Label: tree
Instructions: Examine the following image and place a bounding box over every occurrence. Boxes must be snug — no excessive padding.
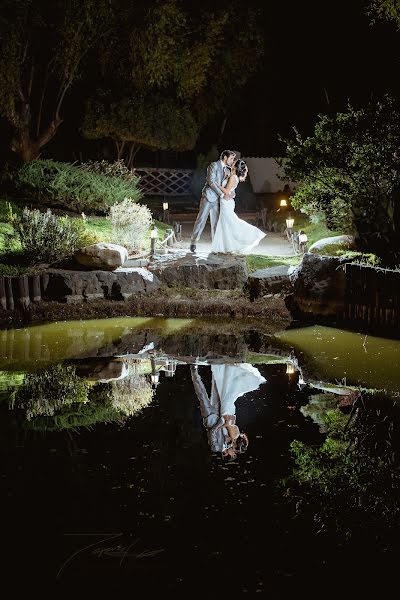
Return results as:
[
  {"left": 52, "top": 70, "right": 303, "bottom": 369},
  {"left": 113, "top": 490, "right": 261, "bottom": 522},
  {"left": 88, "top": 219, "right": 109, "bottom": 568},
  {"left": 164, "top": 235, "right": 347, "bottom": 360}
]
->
[
  {"left": 368, "top": 0, "right": 400, "bottom": 26},
  {"left": 82, "top": 94, "right": 198, "bottom": 169},
  {"left": 82, "top": 0, "right": 264, "bottom": 164},
  {"left": 279, "top": 96, "right": 400, "bottom": 266},
  {"left": 0, "top": 0, "right": 109, "bottom": 163}
]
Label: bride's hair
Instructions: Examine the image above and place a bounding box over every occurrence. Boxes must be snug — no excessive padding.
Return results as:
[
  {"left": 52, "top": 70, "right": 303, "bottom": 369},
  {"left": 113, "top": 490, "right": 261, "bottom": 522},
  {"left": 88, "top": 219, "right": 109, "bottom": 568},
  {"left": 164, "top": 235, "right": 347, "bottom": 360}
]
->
[{"left": 234, "top": 159, "right": 248, "bottom": 182}]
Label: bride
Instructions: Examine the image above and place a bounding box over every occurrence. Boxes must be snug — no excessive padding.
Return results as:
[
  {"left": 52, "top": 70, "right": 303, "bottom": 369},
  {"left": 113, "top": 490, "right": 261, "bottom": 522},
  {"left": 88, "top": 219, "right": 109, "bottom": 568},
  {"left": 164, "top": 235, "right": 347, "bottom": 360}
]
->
[{"left": 211, "top": 159, "right": 266, "bottom": 254}]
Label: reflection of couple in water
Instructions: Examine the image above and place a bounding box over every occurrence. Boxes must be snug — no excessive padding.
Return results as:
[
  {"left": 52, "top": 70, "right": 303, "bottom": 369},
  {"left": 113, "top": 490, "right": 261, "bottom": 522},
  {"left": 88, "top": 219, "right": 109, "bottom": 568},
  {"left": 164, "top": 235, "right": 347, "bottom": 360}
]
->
[{"left": 191, "top": 363, "right": 266, "bottom": 461}]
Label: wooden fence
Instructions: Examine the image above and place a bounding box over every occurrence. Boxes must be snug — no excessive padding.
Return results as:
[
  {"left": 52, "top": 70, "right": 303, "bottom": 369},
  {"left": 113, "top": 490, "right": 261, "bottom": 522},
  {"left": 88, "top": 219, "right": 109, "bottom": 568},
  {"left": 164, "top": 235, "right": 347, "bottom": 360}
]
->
[
  {"left": 341, "top": 262, "right": 400, "bottom": 333},
  {"left": 133, "top": 167, "right": 194, "bottom": 196},
  {"left": 0, "top": 273, "right": 49, "bottom": 311}
]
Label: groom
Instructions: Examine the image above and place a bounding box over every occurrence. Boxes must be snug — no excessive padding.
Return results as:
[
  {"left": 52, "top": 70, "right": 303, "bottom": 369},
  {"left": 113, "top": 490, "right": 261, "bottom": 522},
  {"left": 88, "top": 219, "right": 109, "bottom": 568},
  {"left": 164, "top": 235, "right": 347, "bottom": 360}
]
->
[{"left": 190, "top": 149, "right": 236, "bottom": 253}]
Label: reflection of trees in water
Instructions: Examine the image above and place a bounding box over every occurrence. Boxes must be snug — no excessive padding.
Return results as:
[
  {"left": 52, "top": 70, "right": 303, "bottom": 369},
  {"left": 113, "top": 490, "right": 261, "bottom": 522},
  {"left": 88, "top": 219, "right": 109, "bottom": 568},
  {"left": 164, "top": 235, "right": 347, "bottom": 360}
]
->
[
  {"left": 282, "top": 391, "right": 400, "bottom": 543},
  {"left": 11, "top": 364, "right": 89, "bottom": 421},
  {"left": 109, "top": 361, "right": 154, "bottom": 417},
  {"left": 12, "top": 361, "right": 154, "bottom": 431}
]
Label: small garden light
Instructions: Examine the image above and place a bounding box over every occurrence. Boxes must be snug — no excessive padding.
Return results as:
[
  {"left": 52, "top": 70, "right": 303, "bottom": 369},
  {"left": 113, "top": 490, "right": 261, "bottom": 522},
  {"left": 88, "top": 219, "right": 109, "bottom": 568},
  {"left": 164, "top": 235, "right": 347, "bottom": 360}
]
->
[
  {"left": 286, "top": 217, "right": 294, "bottom": 230},
  {"left": 286, "top": 362, "right": 296, "bottom": 375},
  {"left": 162, "top": 201, "right": 169, "bottom": 223},
  {"left": 279, "top": 198, "right": 287, "bottom": 207},
  {"left": 150, "top": 356, "right": 160, "bottom": 387},
  {"left": 150, "top": 224, "right": 158, "bottom": 258}
]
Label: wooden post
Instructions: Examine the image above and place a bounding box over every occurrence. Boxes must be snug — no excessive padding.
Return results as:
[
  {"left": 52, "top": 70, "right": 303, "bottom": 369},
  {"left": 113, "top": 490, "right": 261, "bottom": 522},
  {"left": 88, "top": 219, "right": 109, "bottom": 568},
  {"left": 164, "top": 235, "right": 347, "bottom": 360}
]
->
[
  {"left": 5, "top": 277, "right": 14, "bottom": 310},
  {"left": 0, "top": 277, "right": 6, "bottom": 310},
  {"left": 14, "top": 275, "right": 30, "bottom": 310},
  {"left": 40, "top": 273, "right": 49, "bottom": 298},
  {"left": 30, "top": 275, "right": 41, "bottom": 303}
]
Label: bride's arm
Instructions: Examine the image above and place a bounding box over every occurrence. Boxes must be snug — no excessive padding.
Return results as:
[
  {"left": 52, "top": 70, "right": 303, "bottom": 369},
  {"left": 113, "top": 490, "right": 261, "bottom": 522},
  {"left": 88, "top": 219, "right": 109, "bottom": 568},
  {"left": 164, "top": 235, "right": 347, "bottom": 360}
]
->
[{"left": 215, "top": 175, "right": 237, "bottom": 196}]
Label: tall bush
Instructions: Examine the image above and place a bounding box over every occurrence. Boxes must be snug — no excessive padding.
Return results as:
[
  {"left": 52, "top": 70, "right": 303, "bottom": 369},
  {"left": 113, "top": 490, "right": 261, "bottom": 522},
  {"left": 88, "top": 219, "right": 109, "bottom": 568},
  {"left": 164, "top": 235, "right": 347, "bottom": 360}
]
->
[
  {"left": 15, "top": 159, "right": 142, "bottom": 214},
  {"left": 109, "top": 198, "right": 153, "bottom": 252},
  {"left": 14, "top": 207, "right": 97, "bottom": 263}
]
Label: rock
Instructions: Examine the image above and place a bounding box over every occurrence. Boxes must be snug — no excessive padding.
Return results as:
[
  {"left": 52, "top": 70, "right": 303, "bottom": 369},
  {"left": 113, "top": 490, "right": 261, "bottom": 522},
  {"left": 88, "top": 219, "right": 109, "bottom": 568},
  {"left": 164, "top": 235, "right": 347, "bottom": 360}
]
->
[
  {"left": 152, "top": 253, "right": 248, "bottom": 289},
  {"left": 74, "top": 360, "right": 129, "bottom": 382},
  {"left": 285, "top": 253, "right": 348, "bottom": 321},
  {"left": 74, "top": 243, "right": 129, "bottom": 271},
  {"left": 308, "top": 235, "right": 356, "bottom": 254},
  {"left": 44, "top": 267, "right": 160, "bottom": 303},
  {"left": 244, "top": 266, "right": 291, "bottom": 301}
]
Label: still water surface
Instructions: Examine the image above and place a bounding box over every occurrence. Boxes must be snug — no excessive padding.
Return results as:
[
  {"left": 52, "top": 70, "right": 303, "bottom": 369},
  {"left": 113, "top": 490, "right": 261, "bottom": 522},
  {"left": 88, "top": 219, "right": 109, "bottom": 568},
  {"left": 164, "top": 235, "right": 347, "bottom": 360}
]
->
[{"left": 1, "top": 318, "right": 400, "bottom": 593}]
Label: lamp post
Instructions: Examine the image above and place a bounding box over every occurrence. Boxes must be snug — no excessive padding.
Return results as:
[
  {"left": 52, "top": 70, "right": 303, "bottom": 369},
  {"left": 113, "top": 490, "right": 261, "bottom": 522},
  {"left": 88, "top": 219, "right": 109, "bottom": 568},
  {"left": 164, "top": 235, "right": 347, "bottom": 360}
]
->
[
  {"left": 150, "top": 223, "right": 158, "bottom": 259},
  {"left": 286, "top": 362, "right": 296, "bottom": 376},
  {"left": 162, "top": 201, "right": 169, "bottom": 223},
  {"left": 163, "top": 358, "right": 177, "bottom": 377},
  {"left": 285, "top": 214, "right": 294, "bottom": 242},
  {"left": 298, "top": 230, "right": 308, "bottom": 254},
  {"left": 150, "top": 355, "right": 160, "bottom": 387}
]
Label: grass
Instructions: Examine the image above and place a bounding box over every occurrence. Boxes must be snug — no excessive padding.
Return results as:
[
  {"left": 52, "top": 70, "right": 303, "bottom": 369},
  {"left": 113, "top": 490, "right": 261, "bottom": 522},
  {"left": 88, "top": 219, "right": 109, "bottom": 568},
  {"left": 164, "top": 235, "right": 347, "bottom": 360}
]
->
[
  {"left": 245, "top": 254, "right": 301, "bottom": 273},
  {"left": 0, "top": 193, "right": 174, "bottom": 274}
]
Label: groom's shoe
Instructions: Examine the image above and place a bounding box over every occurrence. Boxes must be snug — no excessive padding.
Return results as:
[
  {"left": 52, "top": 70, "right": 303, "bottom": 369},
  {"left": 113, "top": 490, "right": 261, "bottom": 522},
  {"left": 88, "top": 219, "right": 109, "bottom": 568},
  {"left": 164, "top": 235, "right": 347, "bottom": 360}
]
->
[{"left": 190, "top": 243, "right": 196, "bottom": 253}]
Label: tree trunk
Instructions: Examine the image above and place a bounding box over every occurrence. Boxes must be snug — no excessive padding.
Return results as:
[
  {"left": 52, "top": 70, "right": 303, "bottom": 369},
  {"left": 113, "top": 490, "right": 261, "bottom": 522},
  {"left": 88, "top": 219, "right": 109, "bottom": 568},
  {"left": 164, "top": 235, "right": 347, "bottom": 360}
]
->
[
  {"left": 12, "top": 128, "right": 40, "bottom": 163},
  {"left": 12, "top": 116, "right": 63, "bottom": 163}
]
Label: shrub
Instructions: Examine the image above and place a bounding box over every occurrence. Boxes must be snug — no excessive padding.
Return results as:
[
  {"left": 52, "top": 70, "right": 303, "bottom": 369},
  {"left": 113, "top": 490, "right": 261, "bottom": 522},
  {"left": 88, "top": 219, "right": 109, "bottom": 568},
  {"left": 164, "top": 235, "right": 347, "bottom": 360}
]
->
[
  {"left": 109, "top": 198, "right": 153, "bottom": 252},
  {"left": 14, "top": 207, "right": 98, "bottom": 264},
  {"left": 14, "top": 159, "right": 142, "bottom": 214},
  {"left": 80, "top": 159, "right": 139, "bottom": 182}
]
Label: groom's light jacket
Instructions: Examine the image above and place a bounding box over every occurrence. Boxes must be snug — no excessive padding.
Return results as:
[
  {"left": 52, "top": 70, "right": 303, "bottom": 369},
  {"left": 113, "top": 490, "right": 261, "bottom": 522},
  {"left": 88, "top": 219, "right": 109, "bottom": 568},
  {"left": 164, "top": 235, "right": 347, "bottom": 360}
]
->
[{"left": 201, "top": 160, "right": 230, "bottom": 203}]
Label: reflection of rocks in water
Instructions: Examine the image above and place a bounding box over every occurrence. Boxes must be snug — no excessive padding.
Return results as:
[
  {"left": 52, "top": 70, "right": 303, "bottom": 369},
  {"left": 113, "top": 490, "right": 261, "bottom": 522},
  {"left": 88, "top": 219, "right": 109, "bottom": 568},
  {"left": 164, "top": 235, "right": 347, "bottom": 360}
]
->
[
  {"left": 74, "top": 331, "right": 250, "bottom": 362},
  {"left": 161, "top": 333, "right": 248, "bottom": 362},
  {"left": 300, "top": 393, "right": 339, "bottom": 433},
  {"left": 74, "top": 359, "right": 129, "bottom": 382}
]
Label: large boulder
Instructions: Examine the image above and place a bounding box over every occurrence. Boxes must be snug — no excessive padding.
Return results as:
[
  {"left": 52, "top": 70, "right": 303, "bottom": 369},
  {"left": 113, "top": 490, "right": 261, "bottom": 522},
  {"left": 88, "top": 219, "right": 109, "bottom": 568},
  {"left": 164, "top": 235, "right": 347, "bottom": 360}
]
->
[
  {"left": 44, "top": 267, "right": 160, "bottom": 303},
  {"left": 74, "top": 243, "right": 129, "bottom": 271},
  {"left": 308, "top": 235, "right": 356, "bottom": 254},
  {"left": 244, "top": 266, "right": 291, "bottom": 301},
  {"left": 152, "top": 253, "right": 248, "bottom": 289},
  {"left": 285, "top": 253, "right": 348, "bottom": 321}
]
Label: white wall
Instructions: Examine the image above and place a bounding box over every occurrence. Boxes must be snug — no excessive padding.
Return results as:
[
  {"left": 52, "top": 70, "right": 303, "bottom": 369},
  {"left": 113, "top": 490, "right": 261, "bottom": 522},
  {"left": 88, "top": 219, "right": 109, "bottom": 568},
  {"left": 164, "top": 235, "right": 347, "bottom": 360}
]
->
[{"left": 241, "top": 157, "right": 298, "bottom": 193}]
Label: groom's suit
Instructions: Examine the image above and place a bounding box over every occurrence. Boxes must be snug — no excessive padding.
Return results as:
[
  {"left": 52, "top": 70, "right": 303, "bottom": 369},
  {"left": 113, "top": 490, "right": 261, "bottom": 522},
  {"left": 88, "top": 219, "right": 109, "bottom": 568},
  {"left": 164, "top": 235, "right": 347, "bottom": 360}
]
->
[{"left": 191, "top": 160, "right": 234, "bottom": 243}]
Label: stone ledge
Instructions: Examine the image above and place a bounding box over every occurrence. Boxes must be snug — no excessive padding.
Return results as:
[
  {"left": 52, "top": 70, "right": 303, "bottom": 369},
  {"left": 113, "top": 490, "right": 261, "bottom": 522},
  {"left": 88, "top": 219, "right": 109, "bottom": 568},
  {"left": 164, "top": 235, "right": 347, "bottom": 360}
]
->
[
  {"left": 44, "top": 267, "right": 160, "bottom": 303},
  {"left": 151, "top": 253, "right": 248, "bottom": 290},
  {"left": 244, "top": 266, "right": 291, "bottom": 301}
]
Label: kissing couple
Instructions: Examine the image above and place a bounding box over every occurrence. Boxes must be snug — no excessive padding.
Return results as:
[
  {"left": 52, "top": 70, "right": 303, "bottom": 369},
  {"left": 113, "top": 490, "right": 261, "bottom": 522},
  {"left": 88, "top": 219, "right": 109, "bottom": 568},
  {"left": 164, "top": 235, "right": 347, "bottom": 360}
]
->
[{"left": 190, "top": 149, "right": 266, "bottom": 255}]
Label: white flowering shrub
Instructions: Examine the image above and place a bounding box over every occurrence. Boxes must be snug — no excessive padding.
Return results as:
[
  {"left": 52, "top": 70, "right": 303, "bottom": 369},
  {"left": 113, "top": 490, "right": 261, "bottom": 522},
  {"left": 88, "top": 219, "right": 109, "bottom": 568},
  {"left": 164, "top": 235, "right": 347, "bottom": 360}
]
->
[{"left": 109, "top": 197, "right": 153, "bottom": 252}]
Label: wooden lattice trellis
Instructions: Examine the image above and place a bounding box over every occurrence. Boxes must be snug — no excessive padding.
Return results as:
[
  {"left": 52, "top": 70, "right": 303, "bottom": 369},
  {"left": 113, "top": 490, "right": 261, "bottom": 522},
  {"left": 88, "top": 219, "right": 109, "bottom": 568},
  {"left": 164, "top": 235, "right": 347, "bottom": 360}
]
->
[{"left": 133, "top": 167, "right": 194, "bottom": 196}]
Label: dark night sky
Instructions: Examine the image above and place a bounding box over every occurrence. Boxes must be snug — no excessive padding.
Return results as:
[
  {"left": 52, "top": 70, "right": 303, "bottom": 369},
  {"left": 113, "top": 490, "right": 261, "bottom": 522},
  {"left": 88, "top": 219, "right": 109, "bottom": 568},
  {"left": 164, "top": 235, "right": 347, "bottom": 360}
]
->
[
  {"left": 219, "top": 0, "right": 400, "bottom": 157},
  {"left": 3, "top": 0, "right": 400, "bottom": 166}
]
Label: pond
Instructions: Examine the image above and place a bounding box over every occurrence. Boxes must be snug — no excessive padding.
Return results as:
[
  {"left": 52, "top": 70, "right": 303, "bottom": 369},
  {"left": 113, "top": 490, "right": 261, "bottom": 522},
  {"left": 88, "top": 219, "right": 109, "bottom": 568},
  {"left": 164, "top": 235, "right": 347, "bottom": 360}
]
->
[{"left": 1, "top": 318, "right": 400, "bottom": 594}]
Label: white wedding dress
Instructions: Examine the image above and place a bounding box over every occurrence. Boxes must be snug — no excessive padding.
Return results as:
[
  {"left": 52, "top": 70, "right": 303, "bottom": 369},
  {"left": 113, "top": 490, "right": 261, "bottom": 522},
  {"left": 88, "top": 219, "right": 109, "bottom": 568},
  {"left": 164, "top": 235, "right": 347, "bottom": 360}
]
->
[
  {"left": 211, "top": 363, "right": 266, "bottom": 416},
  {"left": 211, "top": 175, "right": 266, "bottom": 254}
]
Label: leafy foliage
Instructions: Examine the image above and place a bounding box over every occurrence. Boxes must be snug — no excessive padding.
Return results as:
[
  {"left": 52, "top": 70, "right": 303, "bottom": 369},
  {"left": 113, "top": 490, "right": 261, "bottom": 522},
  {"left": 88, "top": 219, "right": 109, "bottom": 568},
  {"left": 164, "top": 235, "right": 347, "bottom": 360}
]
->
[
  {"left": 15, "top": 159, "right": 142, "bottom": 213},
  {"left": 13, "top": 207, "right": 97, "bottom": 264},
  {"left": 83, "top": 94, "right": 198, "bottom": 154},
  {"left": 0, "top": 0, "right": 111, "bottom": 161},
  {"left": 12, "top": 364, "right": 89, "bottom": 421},
  {"left": 82, "top": 0, "right": 264, "bottom": 162},
  {"left": 368, "top": 0, "right": 400, "bottom": 26},
  {"left": 109, "top": 198, "right": 153, "bottom": 252},
  {"left": 280, "top": 96, "right": 400, "bottom": 265},
  {"left": 284, "top": 392, "right": 400, "bottom": 543}
]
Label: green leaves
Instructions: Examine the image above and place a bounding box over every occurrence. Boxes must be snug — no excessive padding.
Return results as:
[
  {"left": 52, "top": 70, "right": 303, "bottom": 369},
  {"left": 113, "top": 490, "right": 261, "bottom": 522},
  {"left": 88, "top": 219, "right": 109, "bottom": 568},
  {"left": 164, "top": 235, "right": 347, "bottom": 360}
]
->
[
  {"left": 280, "top": 96, "right": 400, "bottom": 265},
  {"left": 83, "top": 93, "right": 199, "bottom": 152}
]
